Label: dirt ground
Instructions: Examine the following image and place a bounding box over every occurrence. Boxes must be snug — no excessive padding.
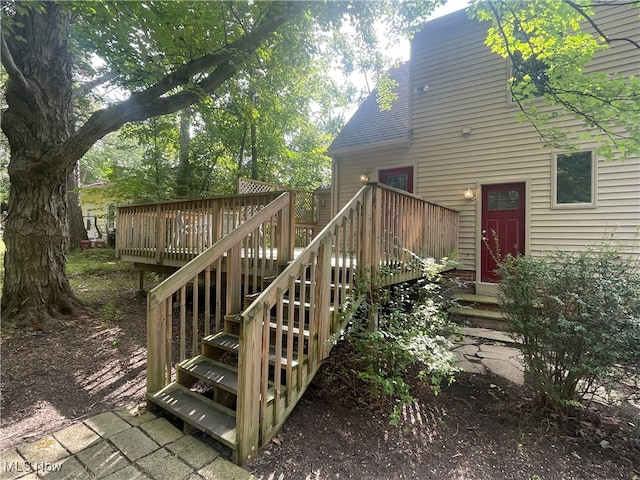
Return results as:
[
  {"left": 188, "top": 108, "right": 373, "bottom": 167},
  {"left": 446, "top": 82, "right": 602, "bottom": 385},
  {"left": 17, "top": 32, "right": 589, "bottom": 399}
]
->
[{"left": 1, "top": 278, "right": 639, "bottom": 480}]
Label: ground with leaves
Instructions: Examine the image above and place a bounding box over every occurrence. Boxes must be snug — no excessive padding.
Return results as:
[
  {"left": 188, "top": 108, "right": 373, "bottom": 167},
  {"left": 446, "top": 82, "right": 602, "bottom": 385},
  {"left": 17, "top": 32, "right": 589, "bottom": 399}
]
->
[{"left": 1, "top": 250, "right": 638, "bottom": 479}]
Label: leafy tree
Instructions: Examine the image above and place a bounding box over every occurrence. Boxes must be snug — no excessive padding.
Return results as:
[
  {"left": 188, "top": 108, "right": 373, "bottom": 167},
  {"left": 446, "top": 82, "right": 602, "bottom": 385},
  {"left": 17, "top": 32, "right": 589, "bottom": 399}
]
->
[
  {"left": 2, "top": 0, "right": 639, "bottom": 329},
  {"left": 0, "top": 0, "right": 440, "bottom": 328},
  {"left": 473, "top": 0, "right": 640, "bottom": 160}
]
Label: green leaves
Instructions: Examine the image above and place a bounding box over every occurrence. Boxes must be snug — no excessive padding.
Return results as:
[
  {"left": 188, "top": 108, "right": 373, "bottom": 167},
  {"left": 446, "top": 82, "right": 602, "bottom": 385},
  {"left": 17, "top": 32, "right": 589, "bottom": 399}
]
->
[
  {"left": 472, "top": 0, "right": 640, "bottom": 160},
  {"left": 497, "top": 240, "right": 640, "bottom": 411}
]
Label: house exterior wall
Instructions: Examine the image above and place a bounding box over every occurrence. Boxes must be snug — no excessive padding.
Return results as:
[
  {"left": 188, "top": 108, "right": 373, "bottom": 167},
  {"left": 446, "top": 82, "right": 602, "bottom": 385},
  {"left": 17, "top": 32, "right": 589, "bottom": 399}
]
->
[
  {"left": 407, "top": 5, "right": 640, "bottom": 271},
  {"left": 331, "top": 141, "right": 412, "bottom": 217},
  {"left": 80, "top": 185, "right": 115, "bottom": 240}
]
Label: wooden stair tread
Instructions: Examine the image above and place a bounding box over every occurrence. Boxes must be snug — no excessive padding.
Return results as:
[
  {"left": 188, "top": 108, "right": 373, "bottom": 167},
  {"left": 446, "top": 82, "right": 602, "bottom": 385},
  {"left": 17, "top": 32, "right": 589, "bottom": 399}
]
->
[
  {"left": 449, "top": 306, "right": 506, "bottom": 320},
  {"left": 147, "top": 384, "right": 237, "bottom": 450},
  {"left": 203, "top": 333, "right": 240, "bottom": 352},
  {"left": 268, "top": 345, "right": 305, "bottom": 368},
  {"left": 268, "top": 321, "right": 310, "bottom": 338},
  {"left": 281, "top": 298, "right": 335, "bottom": 312},
  {"left": 203, "top": 332, "right": 306, "bottom": 368},
  {"left": 178, "top": 356, "right": 238, "bottom": 393}
]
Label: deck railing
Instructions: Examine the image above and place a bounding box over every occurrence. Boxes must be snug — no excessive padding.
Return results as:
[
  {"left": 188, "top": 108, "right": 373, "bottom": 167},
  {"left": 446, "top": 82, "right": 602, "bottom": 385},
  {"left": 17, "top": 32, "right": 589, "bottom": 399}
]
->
[
  {"left": 375, "top": 184, "right": 459, "bottom": 285},
  {"left": 117, "top": 192, "right": 294, "bottom": 266},
  {"left": 146, "top": 192, "right": 293, "bottom": 393},
  {"left": 144, "top": 183, "right": 458, "bottom": 465},
  {"left": 235, "top": 183, "right": 459, "bottom": 463}
]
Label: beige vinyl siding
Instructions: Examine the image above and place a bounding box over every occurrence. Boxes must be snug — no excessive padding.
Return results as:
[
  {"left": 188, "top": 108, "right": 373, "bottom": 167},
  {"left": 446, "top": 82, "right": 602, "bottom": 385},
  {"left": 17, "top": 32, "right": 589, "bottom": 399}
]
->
[
  {"left": 408, "top": 8, "right": 639, "bottom": 269},
  {"left": 333, "top": 144, "right": 412, "bottom": 216}
]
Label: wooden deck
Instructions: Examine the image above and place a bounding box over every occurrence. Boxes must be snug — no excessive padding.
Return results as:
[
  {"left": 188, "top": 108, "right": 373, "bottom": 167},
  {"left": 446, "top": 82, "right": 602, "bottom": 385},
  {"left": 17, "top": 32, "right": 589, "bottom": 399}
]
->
[{"left": 122, "top": 184, "right": 459, "bottom": 465}]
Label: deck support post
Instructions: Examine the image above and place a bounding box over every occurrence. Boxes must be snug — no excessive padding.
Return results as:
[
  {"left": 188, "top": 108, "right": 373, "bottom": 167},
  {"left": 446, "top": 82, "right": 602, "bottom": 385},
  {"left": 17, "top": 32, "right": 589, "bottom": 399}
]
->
[
  {"left": 236, "top": 306, "right": 263, "bottom": 466},
  {"left": 358, "top": 184, "right": 379, "bottom": 331},
  {"left": 138, "top": 269, "right": 145, "bottom": 293}
]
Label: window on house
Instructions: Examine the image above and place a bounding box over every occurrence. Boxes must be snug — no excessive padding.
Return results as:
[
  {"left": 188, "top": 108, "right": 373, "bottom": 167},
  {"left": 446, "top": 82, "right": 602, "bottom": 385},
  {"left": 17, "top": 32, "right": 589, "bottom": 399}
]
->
[{"left": 553, "top": 151, "right": 595, "bottom": 206}]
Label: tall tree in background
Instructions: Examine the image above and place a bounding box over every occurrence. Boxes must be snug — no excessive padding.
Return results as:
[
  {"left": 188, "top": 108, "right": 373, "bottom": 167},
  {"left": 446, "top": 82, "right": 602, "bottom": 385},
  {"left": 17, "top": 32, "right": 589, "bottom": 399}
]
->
[
  {"left": 2, "top": 0, "right": 638, "bottom": 329},
  {"left": 1, "top": 0, "right": 439, "bottom": 328}
]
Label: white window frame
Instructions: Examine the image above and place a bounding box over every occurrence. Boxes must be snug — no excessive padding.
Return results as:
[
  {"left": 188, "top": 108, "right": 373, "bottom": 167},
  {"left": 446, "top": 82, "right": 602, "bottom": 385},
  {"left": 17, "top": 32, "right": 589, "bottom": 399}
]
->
[{"left": 551, "top": 150, "right": 597, "bottom": 209}]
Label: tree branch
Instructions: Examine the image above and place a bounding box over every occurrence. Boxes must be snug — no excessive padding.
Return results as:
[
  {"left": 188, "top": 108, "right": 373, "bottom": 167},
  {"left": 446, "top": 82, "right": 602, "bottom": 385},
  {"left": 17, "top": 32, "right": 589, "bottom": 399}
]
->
[
  {"left": 564, "top": 0, "right": 640, "bottom": 49},
  {"left": 71, "top": 69, "right": 121, "bottom": 100},
  {"left": 61, "top": 1, "right": 303, "bottom": 165},
  {"left": 1, "top": 35, "right": 27, "bottom": 91}
]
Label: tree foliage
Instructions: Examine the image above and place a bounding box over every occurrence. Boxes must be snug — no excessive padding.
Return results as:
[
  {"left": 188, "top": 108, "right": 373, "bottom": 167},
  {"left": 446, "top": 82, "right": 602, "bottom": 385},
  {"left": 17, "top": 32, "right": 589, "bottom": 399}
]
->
[
  {"left": 0, "top": 0, "right": 441, "bottom": 327},
  {"left": 473, "top": 0, "right": 640, "bottom": 160},
  {"left": 2, "top": 0, "right": 639, "bottom": 328}
]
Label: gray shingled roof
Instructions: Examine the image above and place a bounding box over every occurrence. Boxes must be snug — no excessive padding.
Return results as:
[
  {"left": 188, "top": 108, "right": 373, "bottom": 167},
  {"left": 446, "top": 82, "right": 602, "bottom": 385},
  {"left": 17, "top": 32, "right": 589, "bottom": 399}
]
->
[{"left": 327, "top": 62, "right": 410, "bottom": 155}]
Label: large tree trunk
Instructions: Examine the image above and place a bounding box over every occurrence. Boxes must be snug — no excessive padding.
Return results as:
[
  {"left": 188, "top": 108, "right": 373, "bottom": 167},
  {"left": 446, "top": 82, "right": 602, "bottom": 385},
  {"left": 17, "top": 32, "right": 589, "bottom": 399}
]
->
[
  {"left": 2, "top": 157, "right": 83, "bottom": 328},
  {"left": 1, "top": 1, "right": 299, "bottom": 329},
  {"left": 1, "top": 3, "right": 82, "bottom": 328}
]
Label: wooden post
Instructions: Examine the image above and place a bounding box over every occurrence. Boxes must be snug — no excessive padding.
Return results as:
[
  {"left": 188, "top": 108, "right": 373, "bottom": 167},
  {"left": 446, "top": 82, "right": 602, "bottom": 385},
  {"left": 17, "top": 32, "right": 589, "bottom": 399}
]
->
[
  {"left": 357, "top": 185, "right": 379, "bottom": 331},
  {"left": 227, "top": 244, "right": 242, "bottom": 315},
  {"left": 146, "top": 302, "right": 167, "bottom": 394},
  {"left": 155, "top": 204, "right": 163, "bottom": 264},
  {"left": 288, "top": 191, "right": 296, "bottom": 259},
  {"left": 236, "top": 306, "right": 263, "bottom": 466},
  {"left": 277, "top": 192, "right": 293, "bottom": 265},
  {"left": 315, "top": 235, "right": 332, "bottom": 359},
  {"left": 138, "top": 269, "right": 145, "bottom": 294}
]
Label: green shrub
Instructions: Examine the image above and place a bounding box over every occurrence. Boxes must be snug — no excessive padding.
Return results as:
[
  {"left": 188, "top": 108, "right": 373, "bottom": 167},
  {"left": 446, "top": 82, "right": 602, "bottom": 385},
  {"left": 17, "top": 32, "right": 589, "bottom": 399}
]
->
[
  {"left": 497, "top": 244, "right": 640, "bottom": 411},
  {"left": 333, "top": 256, "right": 462, "bottom": 425}
]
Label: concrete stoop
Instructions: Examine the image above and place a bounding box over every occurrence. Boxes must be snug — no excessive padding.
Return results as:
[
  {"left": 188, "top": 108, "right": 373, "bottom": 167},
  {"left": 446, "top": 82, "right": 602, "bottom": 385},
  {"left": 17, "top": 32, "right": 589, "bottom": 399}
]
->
[{"left": 449, "top": 293, "right": 511, "bottom": 331}]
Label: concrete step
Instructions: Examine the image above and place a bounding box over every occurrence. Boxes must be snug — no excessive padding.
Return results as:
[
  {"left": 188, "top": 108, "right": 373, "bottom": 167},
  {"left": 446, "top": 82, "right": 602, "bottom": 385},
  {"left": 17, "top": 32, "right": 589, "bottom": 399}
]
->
[
  {"left": 453, "top": 292, "right": 500, "bottom": 305},
  {"left": 448, "top": 306, "right": 511, "bottom": 331}
]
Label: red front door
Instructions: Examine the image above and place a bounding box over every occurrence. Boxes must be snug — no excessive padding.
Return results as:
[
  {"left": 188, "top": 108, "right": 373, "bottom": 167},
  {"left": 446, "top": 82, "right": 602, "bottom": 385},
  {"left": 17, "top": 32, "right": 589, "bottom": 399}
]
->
[
  {"left": 379, "top": 166, "right": 414, "bottom": 193},
  {"left": 481, "top": 182, "right": 526, "bottom": 282}
]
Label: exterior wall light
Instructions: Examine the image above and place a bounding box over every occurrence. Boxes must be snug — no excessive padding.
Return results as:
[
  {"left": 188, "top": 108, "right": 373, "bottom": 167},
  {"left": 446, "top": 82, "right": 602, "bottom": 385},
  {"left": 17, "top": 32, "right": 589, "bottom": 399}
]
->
[
  {"left": 360, "top": 173, "right": 370, "bottom": 183},
  {"left": 463, "top": 187, "right": 475, "bottom": 202}
]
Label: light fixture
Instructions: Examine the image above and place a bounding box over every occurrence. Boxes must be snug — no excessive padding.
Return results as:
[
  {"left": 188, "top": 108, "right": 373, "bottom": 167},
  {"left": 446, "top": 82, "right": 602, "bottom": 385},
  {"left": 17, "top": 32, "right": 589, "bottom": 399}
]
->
[
  {"left": 360, "top": 173, "right": 370, "bottom": 183},
  {"left": 414, "top": 84, "right": 429, "bottom": 93},
  {"left": 463, "top": 187, "right": 475, "bottom": 202}
]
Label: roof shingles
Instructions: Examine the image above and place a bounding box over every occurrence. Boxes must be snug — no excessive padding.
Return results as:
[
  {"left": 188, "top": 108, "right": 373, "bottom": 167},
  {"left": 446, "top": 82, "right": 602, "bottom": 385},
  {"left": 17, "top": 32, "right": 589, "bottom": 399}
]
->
[{"left": 328, "top": 62, "right": 410, "bottom": 154}]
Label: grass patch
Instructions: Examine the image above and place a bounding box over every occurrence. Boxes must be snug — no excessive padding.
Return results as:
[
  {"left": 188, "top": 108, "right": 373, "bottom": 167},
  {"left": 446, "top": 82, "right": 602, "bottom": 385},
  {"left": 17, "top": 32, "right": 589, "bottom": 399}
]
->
[
  {"left": 68, "top": 249, "right": 138, "bottom": 305},
  {"left": 66, "top": 248, "right": 132, "bottom": 277}
]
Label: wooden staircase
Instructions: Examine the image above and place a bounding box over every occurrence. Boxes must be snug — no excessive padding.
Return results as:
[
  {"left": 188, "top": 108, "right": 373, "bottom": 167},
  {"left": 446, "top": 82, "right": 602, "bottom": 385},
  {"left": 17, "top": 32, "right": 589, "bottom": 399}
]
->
[{"left": 143, "top": 185, "right": 459, "bottom": 465}]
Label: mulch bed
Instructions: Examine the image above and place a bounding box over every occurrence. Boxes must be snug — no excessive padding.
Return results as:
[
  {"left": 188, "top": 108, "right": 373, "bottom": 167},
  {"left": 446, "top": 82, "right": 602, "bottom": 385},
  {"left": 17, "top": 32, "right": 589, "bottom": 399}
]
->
[{"left": 2, "top": 290, "right": 638, "bottom": 479}]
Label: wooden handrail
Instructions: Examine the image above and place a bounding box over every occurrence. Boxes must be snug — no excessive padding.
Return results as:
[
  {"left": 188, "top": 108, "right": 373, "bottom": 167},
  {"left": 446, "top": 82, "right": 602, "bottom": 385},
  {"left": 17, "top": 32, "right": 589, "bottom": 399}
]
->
[
  {"left": 235, "top": 183, "right": 459, "bottom": 463},
  {"left": 146, "top": 192, "right": 292, "bottom": 395},
  {"left": 148, "top": 193, "right": 291, "bottom": 309},
  {"left": 144, "top": 182, "right": 459, "bottom": 465}
]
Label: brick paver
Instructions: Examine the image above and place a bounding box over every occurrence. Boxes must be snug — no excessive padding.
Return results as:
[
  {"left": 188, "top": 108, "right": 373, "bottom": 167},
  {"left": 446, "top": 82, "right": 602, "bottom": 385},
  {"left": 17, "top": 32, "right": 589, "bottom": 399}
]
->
[{"left": 0, "top": 406, "right": 256, "bottom": 480}]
